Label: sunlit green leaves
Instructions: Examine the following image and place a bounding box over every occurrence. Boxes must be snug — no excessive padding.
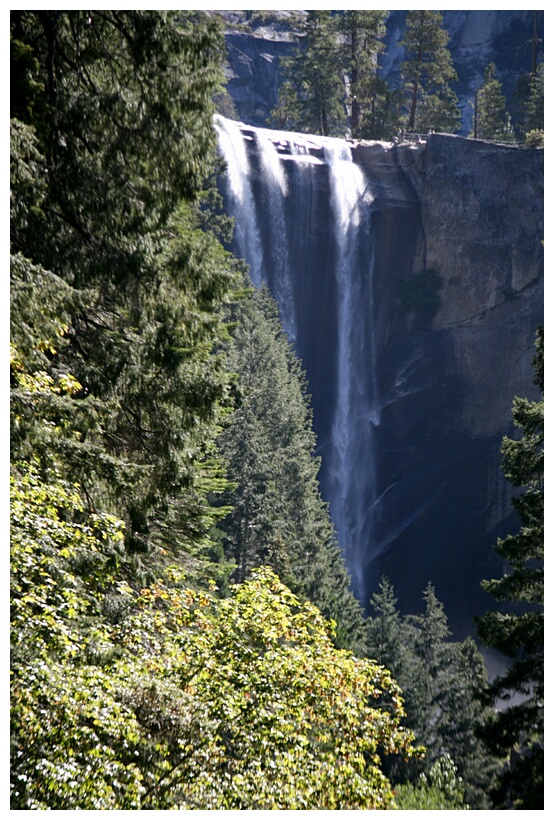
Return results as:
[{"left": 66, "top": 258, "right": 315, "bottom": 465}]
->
[
  {"left": 11, "top": 444, "right": 419, "bottom": 809},
  {"left": 114, "top": 567, "right": 420, "bottom": 809}
]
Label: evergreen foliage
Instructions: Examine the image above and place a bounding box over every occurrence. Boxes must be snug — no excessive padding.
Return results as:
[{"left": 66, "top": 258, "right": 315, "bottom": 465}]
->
[
  {"left": 515, "top": 62, "right": 544, "bottom": 146},
  {"left": 400, "top": 11, "right": 461, "bottom": 133},
  {"left": 394, "top": 754, "right": 468, "bottom": 810},
  {"left": 10, "top": 10, "right": 241, "bottom": 568},
  {"left": 11, "top": 11, "right": 416, "bottom": 807},
  {"left": 271, "top": 10, "right": 464, "bottom": 139},
  {"left": 476, "top": 327, "right": 544, "bottom": 809},
  {"left": 11, "top": 443, "right": 421, "bottom": 808},
  {"left": 214, "top": 289, "right": 366, "bottom": 653},
  {"left": 271, "top": 11, "right": 345, "bottom": 136},
  {"left": 366, "top": 578, "right": 497, "bottom": 808},
  {"left": 475, "top": 63, "right": 515, "bottom": 142},
  {"left": 512, "top": 65, "right": 543, "bottom": 144},
  {"left": 524, "top": 63, "right": 544, "bottom": 135},
  {"left": 12, "top": 8, "right": 533, "bottom": 810},
  {"left": 337, "top": 11, "right": 387, "bottom": 138}
]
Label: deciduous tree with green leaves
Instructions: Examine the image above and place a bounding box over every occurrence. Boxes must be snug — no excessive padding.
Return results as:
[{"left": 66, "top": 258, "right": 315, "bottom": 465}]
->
[{"left": 11, "top": 440, "right": 421, "bottom": 809}]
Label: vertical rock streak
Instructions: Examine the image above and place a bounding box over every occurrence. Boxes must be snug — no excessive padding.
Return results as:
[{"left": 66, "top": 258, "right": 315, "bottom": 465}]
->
[{"left": 216, "top": 116, "right": 379, "bottom": 601}]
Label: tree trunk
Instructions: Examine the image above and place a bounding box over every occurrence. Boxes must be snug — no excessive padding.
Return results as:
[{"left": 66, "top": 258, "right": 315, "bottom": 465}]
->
[{"left": 408, "top": 78, "right": 419, "bottom": 131}]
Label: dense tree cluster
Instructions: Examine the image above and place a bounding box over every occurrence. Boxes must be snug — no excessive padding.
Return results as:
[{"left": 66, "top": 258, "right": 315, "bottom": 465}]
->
[
  {"left": 215, "top": 289, "right": 367, "bottom": 653},
  {"left": 11, "top": 464, "right": 420, "bottom": 809},
  {"left": 272, "top": 10, "right": 460, "bottom": 138},
  {"left": 10, "top": 9, "right": 544, "bottom": 810},
  {"left": 10, "top": 10, "right": 241, "bottom": 571},
  {"left": 10, "top": 10, "right": 415, "bottom": 809},
  {"left": 476, "top": 328, "right": 544, "bottom": 809},
  {"left": 366, "top": 578, "right": 499, "bottom": 808},
  {"left": 268, "top": 10, "right": 542, "bottom": 144}
]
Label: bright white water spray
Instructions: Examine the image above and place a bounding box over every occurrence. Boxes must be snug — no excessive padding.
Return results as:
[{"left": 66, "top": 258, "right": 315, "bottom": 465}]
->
[
  {"left": 214, "top": 115, "right": 264, "bottom": 287},
  {"left": 215, "top": 116, "right": 380, "bottom": 602}
]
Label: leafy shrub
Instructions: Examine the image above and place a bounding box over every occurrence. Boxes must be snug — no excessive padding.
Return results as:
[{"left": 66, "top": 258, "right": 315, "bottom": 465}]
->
[
  {"left": 525, "top": 129, "right": 544, "bottom": 148},
  {"left": 394, "top": 755, "right": 469, "bottom": 810}
]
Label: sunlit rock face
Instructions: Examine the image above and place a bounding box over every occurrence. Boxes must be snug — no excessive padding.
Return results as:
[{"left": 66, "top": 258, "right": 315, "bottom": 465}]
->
[{"left": 216, "top": 117, "right": 543, "bottom": 637}]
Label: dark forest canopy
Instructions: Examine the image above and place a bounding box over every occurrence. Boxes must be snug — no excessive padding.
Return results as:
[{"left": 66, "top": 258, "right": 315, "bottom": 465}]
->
[
  {"left": 10, "top": 9, "right": 543, "bottom": 810},
  {"left": 10, "top": 10, "right": 416, "bottom": 808}
]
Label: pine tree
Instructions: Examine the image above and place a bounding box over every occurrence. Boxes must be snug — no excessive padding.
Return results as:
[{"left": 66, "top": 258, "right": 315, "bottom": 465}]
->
[
  {"left": 338, "top": 11, "right": 387, "bottom": 137},
  {"left": 475, "top": 63, "right": 515, "bottom": 142},
  {"left": 400, "top": 11, "right": 460, "bottom": 134},
  {"left": 476, "top": 327, "right": 544, "bottom": 809},
  {"left": 523, "top": 62, "right": 544, "bottom": 146},
  {"left": 10, "top": 11, "right": 240, "bottom": 564},
  {"left": 272, "top": 11, "right": 345, "bottom": 136},
  {"left": 366, "top": 578, "right": 496, "bottom": 807},
  {"left": 215, "top": 289, "right": 366, "bottom": 653},
  {"left": 356, "top": 80, "right": 405, "bottom": 142}
]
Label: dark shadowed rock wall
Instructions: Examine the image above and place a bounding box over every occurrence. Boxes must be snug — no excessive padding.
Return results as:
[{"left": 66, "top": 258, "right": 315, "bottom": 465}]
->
[
  {"left": 359, "top": 136, "right": 543, "bottom": 636},
  {"left": 217, "top": 121, "right": 543, "bottom": 638}
]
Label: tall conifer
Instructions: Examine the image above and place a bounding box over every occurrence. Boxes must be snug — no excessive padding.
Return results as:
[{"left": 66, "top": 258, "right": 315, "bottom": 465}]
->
[
  {"left": 215, "top": 289, "right": 366, "bottom": 653},
  {"left": 400, "top": 11, "right": 460, "bottom": 133},
  {"left": 476, "top": 328, "right": 544, "bottom": 808},
  {"left": 10, "top": 11, "right": 240, "bottom": 561}
]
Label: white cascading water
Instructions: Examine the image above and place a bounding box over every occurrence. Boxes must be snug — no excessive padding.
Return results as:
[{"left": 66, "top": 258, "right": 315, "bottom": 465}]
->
[
  {"left": 323, "top": 142, "right": 377, "bottom": 601},
  {"left": 254, "top": 129, "right": 297, "bottom": 341},
  {"left": 214, "top": 114, "right": 264, "bottom": 287},
  {"left": 215, "top": 116, "right": 379, "bottom": 602}
]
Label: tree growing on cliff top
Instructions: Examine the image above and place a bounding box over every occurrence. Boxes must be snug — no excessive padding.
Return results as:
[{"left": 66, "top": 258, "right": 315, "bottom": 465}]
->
[
  {"left": 474, "top": 63, "right": 515, "bottom": 142},
  {"left": 400, "top": 11, "right": 460, "bottom": 134},
  {"left": 338, "top": 11, "right": 387, "bottom": 137},
  {"left": 272, "top": 11, "right": 345, "bottom": 136},
  {"left": 476, "top": 326, "right": 544, "bottom": 809}
]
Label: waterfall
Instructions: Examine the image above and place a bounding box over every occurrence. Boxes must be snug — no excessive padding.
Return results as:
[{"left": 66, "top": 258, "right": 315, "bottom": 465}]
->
[
  {"left": 254, "top": 129, "right": 297, "bottom": 341},
  {"left": 215, "top": 116, "right": 378, "bottom": 602},
  {"left": 323, "top": 142, "right": 377, "bottom": 601},
  {"left": 214, "top": 115, "right": 264, "bottom": 287}
]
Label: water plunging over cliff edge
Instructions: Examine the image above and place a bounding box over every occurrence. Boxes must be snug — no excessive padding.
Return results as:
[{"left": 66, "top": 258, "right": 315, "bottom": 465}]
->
[
  {"left": 215, "top": 115, "right": 543, "bottom": 637},
  {"left": 215, "top": 115, "right": 380, "bottom": 602}
]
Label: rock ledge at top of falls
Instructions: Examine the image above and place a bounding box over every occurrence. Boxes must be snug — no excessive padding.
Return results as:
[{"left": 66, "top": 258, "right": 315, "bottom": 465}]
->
[{"left": 348, "top": 132, "right": 543, "bottom": 328}]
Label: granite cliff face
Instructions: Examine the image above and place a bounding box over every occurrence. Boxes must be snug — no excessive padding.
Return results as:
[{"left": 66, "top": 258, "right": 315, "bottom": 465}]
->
[
  {"left": 363, "top": 136, "right": 543, "bottom": 633},
  {"left": 216, "top": 118, "right": 543, "bottom": 637}
]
